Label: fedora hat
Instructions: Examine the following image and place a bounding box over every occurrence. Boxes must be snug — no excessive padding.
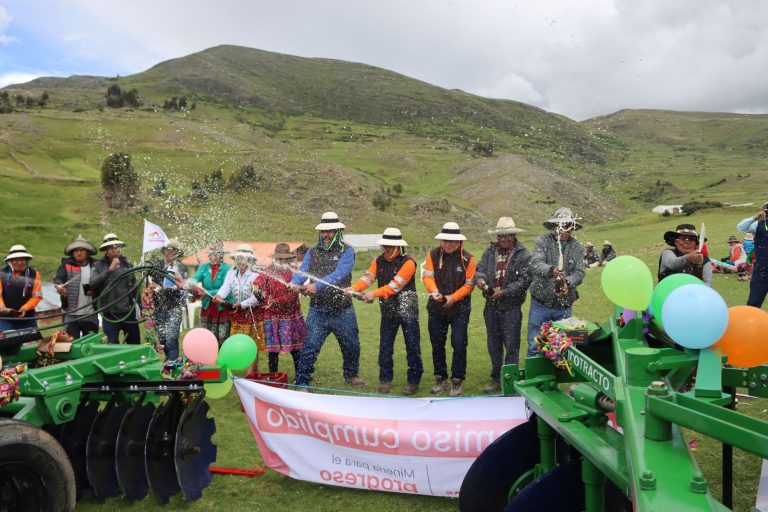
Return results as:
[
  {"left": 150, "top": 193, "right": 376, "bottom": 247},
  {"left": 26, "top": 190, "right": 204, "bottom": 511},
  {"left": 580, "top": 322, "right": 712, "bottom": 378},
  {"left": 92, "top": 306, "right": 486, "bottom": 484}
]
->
[
  {"left": 64, "top": 234, "right": 96, "bottom": 256},
  {"left": 230, "top": 243, "right": 257, "bottom": 261},
  {"left": 663, "top": 224, "right": 699, "bottom": 246},
  {"left": 435, "top": 222, "right": 466, "bottom": 241},
  {"left": 272, "top": 243, "right": 295, "bottom": 260},
  {"left": 161, "top": 239, "right": 184, "bottom": 257},
  {"left": 99, "top": 233, "right": 126, "bottom": 251},
  {"left": 4, "top": 244, "right": 33, "bottom": 262},
  {"left": 377, "top": 227, "right": 408, "bottom": 246},
  {"left": 543, "top": 207, "right": 582, "bottom": 231},
  {"left": 489, "top": 216, "right": 525, "bottom": 235},
  {"left": 727, "top": 235, "right": 740, "bottom": 243},
  {"left": 315, "top": 211, "right": 346, "bottom": 230}
]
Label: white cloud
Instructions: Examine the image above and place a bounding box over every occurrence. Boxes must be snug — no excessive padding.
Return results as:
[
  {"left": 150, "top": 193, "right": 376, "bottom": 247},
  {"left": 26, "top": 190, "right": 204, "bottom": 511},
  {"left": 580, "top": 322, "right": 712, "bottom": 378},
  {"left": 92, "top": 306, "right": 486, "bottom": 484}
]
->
[
  {"left": 0, "top": 5, "right": 18, "bottom": 44},
  {"left": 0, "top": 71, "right": 45, "bottom": 88}
]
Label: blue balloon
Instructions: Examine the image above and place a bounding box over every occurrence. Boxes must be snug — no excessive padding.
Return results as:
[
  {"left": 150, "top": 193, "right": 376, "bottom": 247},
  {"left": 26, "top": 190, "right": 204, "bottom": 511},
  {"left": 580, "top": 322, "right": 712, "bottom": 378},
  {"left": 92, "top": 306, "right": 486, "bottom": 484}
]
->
[{"left": 661, "top": 284, "right": 728, "bottom": 349}]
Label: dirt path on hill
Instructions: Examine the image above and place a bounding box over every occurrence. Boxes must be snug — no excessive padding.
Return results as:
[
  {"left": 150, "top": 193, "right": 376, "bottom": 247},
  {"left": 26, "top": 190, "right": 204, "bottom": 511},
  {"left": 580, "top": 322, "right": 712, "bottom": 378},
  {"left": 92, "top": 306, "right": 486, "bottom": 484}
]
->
[{"left": 5, "top": 150, "right": 96, "bottom": 183}]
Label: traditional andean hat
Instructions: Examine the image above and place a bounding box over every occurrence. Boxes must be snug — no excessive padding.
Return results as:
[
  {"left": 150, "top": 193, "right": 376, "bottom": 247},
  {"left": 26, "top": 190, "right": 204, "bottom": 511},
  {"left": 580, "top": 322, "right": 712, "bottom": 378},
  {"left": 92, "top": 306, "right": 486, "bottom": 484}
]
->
[
  {"left": 488, "top": 216, "right": 525, "bottom": 235},
  {"left": 543, "top": 207, "right": 582, "bottom": 231},
  {"left": 64, "top": 234, "right": 96, "bottom": 256}
]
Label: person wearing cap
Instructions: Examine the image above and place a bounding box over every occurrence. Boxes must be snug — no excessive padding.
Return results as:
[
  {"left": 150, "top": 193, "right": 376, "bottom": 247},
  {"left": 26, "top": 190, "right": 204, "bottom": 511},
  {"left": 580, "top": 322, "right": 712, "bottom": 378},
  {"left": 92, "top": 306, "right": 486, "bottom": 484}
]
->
[
  {"left": 347, "top": 228, "right": 423, "bottom": 395},
  {"left": 191, "top": 242, "right": 233, "bottom": 343},
  {"left": 254, "top": 243, "right": 306, "bottom": 375},
  {"left": 54, "top": 235, "right": 99, "bottom": 339},
  {"left": 584, "top": 242, "right": 599, "bottom": 267},
  {"left": 589, "top": 240, "right": 616, "bottom": 268},
  {"left": 149, "top": 239, "right": 188, "bottom": 360},
  {"left": 213, "top": 243, "right": 264, "bottom": 373},
  {"left": 527, "top": 207, "right": 586, "bottom": 358},
  {"left": 737, "top": 203, "right": 768, "bottom": 306},
  {"left": 422, "top": 222, "right": 477, "bottom": 397},
  {"left": 288, "top": 212, "right": 365, "bottom": 388},
  {"left": 476, "top": 217, "right": 532, "bottom": 394},
  {"left": 0, "top": 244, "right": 43, "bottom": 331},
  {"left": 91, "top": 233, "right": 141, "bottom": 344},
  {"left": 659, "top": 224, "right": 712, "bottom": 287}
]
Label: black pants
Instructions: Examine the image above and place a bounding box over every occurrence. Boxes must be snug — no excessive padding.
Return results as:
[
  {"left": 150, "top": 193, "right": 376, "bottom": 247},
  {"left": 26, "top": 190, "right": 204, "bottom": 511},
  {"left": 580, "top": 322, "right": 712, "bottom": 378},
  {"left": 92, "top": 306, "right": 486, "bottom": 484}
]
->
[
  {"left": 747, "top": 269, "right": 768, "bottom": 308},
  {"left": 64, "top": 316, "right": 99, "bottom": 340},
  {"left": 268, "top": 350, "right": 300, "bottom": 373}
]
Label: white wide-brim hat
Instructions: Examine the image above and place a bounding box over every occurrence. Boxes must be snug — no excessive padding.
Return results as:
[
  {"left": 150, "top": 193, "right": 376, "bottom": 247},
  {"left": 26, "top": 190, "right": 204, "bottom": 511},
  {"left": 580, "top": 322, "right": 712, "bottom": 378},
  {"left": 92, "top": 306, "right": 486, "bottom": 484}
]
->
[
  {"left": 435, "top": 222, "right": 467, "bottom": 241},
  {"left": 230, "top": 243, "right": 257, "bottom": 261},
  {"left": 315, "top": 211, "right": 346, "bottom": 230},
  {"left": 543, "top": 207, "right": 582, "bottom": 231},
  {"left": 161, "top": 239, "right": 184, "bottom": 257},
  {"left": 377, "top": 227, "right": 408, "bottom": 247},
  {"left": 4, "top": 244, "right": 33, "bottom": 262},
  {"left": 99, "top": 233, "right": 126, "bottom": 251},
  {"left": 489, "top": 216, "right": 525, "bottom": 235}
]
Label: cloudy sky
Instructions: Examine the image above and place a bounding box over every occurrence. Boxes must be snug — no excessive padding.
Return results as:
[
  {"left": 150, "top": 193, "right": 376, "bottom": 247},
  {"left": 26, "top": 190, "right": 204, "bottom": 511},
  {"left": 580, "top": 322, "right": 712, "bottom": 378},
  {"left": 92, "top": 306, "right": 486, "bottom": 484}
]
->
[{"left": 1, "top": 0, "right": 767, "bottom": 120}]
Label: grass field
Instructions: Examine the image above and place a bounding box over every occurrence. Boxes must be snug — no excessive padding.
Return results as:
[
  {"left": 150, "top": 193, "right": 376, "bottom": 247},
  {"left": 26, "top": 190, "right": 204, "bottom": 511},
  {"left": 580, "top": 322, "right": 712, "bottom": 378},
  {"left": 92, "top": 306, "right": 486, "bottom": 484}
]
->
[{"left": 68, "top": 206, "right": 768, "bottom": 512}]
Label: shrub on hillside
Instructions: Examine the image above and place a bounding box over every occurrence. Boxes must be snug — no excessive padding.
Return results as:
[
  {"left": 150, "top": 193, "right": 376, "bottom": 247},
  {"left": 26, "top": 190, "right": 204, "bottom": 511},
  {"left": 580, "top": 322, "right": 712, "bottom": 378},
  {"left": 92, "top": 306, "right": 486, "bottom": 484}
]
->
[
  {"left": 681, "top": 201, "right": 723, "bottom": 216},
  {"left": 101, "top": 152, "right": 140, "bottom": 208}
]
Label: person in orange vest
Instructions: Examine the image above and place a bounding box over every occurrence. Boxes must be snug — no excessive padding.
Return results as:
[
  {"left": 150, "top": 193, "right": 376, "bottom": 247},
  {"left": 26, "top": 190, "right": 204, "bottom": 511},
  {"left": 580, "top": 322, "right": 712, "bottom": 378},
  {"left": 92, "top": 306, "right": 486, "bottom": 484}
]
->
[
  {"left": 422, "top": 222, "right": 476, "bottom": 397},
  {"left": 0, "top": 244, "right": 43, "bottom": 331},
  {"left": 347, "top": 228, "right": 423, "bottom": 395}
]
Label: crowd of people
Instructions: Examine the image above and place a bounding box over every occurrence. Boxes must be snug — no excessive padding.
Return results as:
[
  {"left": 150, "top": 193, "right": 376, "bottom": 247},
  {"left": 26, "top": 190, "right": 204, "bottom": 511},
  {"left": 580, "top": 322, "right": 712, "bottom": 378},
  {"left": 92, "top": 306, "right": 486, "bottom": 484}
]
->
[{"left": 1, "top": 203, "right": 766, "bottom": 396}]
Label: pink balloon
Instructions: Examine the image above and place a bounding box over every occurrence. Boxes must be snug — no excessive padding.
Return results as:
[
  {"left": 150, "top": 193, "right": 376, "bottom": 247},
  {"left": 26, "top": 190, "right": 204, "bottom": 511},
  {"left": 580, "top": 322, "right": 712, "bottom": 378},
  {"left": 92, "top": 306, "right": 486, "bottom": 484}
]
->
[{"left": 182, "top": 328, "right": 219, "bottom": 364}]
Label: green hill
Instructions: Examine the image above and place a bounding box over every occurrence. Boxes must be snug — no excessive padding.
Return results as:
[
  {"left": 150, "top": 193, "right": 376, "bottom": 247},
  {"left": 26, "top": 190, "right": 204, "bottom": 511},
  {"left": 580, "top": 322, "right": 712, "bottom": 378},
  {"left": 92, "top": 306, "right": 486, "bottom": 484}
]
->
[{"left": 1, "top": 45, "right": 767, "bottom": 274}]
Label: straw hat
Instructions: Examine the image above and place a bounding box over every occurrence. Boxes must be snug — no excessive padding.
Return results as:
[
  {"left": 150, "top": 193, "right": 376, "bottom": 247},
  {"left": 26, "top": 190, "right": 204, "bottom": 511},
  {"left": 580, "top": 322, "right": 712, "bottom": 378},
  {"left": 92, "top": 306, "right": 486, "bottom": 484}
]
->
[
  {"left": 488, "top": 217, "right": 524, "bottom": 235},
  {"left": 99, "top": 233, "right": 126, "bottom": 251},
  {"left": 272, "top": 243, "right": 295, "bottom": 260},
  {"left": 603, "top": 240, "right": 612, "bottom": 246},
  {"left": 727, "top": 235, "right": 739, "bottom": 243},
  {"left": 435, "top": 222, "right": 467, "bottom": 241},
  {"left": 586, "top": 242, "right": 594, "bottom": 248},
  {"left": 315, "top": 211, "right": 346, "bottom": 230},
  {"left": 64, "top": 234, "right": 96, "bottom": 256},
  {"left": 543, "top": 207, "right": 582, "bottom": 231},
  {"left": 4, "top": 244, "right": 33, "bottom": 262},
  {"left": 230, "top": 243, "right": 257, "bottom": 261},
  {"left": 161, "top": 239, "right": 184, "bottom": 257},
  {"left": 377, "top": 227, "right": 408, "bottom": 246}
]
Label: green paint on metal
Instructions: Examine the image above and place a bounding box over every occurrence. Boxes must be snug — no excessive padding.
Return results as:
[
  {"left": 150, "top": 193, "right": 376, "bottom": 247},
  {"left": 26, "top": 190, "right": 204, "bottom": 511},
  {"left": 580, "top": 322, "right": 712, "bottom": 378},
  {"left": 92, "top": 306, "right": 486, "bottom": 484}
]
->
[{"left": 566, "top": 346, "right": 615, "bottom": 399}]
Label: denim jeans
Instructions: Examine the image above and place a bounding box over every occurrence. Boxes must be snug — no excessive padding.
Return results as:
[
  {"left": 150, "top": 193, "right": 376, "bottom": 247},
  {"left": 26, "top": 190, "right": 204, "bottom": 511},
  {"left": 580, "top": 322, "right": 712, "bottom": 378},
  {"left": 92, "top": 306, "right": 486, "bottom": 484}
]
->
[
  {"left": 295, "top": 306, "right": 361, "bottom": 386},
  {"left": 379, "top": 315, "right": 423, "bottom": 384},
  {"left": 747, "top": 269, "right": 768, "bottom": 308},
  {"left": 0, "top": 318, "right": 37, "bottom": 331},
  {"left": 428, "top": 312, "right": 470, "bottom": 381},
  {"left": 102, "top": 313, "right": 141, "bottom": 344},
  {"left": 526, "top": 299, "right": 572, "bottom": 357},
  {"left": 154, "top": 306, "right": 184, "bottom": 360},
  {"left": 483, "top": 304, "right": 523, "bottom": 381}
]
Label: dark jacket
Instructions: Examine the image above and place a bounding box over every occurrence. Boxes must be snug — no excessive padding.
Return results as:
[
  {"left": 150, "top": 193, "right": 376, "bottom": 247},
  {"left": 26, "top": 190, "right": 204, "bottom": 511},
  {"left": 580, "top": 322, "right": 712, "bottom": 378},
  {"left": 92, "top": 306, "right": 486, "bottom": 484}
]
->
[
  {"left": 54, "top": 256, "right": 97, "bottom": 321},
  {"left": 476, "top": 241, "right": 532, "bottom": 309},
  {"left": 529, "top": 234, "right": 585, "bottom": 308},
  {"left": 150, "top": 258, "right": 188, "bottom": 311},
  {"left": 91, "top": 255, "right": 137, "bottom": 321}
]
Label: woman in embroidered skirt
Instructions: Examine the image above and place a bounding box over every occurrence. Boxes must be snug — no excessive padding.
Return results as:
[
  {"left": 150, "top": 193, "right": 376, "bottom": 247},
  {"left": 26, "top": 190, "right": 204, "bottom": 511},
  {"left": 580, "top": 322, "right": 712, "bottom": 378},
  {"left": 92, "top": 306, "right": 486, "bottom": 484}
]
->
[{"left": 254, "top": 243, "right": 306, "bottom": 375}]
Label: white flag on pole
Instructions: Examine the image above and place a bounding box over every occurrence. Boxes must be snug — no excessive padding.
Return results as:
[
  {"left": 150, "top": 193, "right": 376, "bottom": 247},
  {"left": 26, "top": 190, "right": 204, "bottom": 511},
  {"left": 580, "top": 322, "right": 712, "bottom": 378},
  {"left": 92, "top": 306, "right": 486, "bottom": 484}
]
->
[{"left": 142, "top": 219, "right": 169, "bottom": 255}]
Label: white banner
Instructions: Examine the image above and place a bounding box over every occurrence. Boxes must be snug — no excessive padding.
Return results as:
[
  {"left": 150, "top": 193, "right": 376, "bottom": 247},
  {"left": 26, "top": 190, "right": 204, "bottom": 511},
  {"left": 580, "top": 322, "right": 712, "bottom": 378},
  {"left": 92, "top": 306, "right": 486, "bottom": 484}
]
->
[
  {"left": 142, "top": 219, "right": 169, "bottom": 255},
  {"left": 234, "top": 379, "right": 528, "bottom": 497}
]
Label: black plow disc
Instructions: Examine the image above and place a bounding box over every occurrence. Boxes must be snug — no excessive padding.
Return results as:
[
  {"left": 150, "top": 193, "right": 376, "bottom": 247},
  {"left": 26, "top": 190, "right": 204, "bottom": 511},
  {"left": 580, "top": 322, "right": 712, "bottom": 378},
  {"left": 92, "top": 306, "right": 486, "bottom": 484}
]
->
[
  {"left": 459, "top": 417, "right": 539, "bottom": 512},
  {"left": 145, "top": 392, "right": 184, "bottom": 504},
  {"left": 86, "top": 399, "right": 130, "bottom": 499},
  {"left": 116, "top": 400, "right": 155, "bottom": 500},
  {"left": 174, "top": 394, "right": 217, "bottom": 500},
  {"left": 58, "top": 400, "right": 100, "bottom": 500}
]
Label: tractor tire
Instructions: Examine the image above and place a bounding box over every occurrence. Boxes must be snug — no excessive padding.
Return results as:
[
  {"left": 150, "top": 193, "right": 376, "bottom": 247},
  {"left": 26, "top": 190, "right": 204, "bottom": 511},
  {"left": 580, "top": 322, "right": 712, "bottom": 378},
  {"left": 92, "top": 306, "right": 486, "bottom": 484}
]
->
[{"left": 0, "top": 418, "right": 76, "bottom": 512}]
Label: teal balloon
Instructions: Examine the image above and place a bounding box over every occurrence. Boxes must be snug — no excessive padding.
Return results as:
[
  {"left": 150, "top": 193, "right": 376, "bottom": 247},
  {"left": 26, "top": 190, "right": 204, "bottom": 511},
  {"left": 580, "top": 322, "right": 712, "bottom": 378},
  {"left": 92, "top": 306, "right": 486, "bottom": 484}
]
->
[
  {"left": 600, "top": 255, "right": 653, "bottom": 311},
  {"left": 217, "top": 333, "right": 257, "bottom": 371},
  {"left": 650, "top": 273, "right": 703, "bottom": 327},
  {"left": 661, "top": 284, "right": 728, "bottom": 349},
  {"left": 205, "top": 369, "right": 233, "bottom": 399}
]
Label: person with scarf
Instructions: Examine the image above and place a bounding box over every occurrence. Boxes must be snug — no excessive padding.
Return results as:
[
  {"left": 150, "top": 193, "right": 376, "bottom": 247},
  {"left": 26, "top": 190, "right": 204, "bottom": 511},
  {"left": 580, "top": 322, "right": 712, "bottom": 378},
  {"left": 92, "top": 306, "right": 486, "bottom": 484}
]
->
[
  {"left": 54, "top": 235, "right": 99, "bottom": 339},
  {"left": 288, "top": 212, "right": 365, "bottom": 389},
  {"left": 738, "top": 204, "right": 768, "bottom": 306},
  {"left": 213, "top": 243, "right": 263, "bottom": 374},
  {"left": 527, "top": 207, "right": 586, "bottom": 357},
  {"left": 422, "top": 222, "right": 477, "bottom": 397},
  {"left": 0, "top": 244, "right": 42, "bottom": 331},
  {"left": 254, "top": 243, "right": 306, "bottom": 375},
  {"left": 476, "top": 217, "right": 531, "bottom": 393},
  {"left": 348, "top": 228, "right": 423, "bottom": 395},
  {"left": 192, "top": 242, "right": 232, "bottom": 344},
  {"left": 659, "top": 224, "right": 712, "bottom": 287}
]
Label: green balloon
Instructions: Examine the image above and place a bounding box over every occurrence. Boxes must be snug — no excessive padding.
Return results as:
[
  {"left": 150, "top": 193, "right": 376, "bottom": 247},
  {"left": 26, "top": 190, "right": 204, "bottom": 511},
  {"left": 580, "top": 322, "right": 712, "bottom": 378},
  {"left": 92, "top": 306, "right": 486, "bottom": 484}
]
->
[
  {"left": 650, "top": 273, "right": 704, "bottom": 327},
  {"left": 600, "top": 255, "right": 653, "bottom": 311},
  {"left": 217, "top": 333, "right": 258, "bottom": 371},
  {"left": 205, "top": 369, "right": 233, "bottom": 399}
]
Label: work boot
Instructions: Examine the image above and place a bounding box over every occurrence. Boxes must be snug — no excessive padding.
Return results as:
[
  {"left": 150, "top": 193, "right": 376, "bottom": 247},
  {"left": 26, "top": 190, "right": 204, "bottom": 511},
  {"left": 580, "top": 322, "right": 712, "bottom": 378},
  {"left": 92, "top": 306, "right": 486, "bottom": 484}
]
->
[
  {"left": 431, "top": 376, "right": 448, "bottom": 395},
  {"left": 449, "top": 378, "right": 463, "bottom": 397},
  {"left": 483, "top": 380, "right": 502, "bottom": 394},
  {"left": 345, "top": 376, "right": 366, "bottom": 388},
  {"left": 402, "top": 383, "right": 419, "bottom": 396},
  {"left": 378, "top": 381, "right": 392, "bottom": 394}
]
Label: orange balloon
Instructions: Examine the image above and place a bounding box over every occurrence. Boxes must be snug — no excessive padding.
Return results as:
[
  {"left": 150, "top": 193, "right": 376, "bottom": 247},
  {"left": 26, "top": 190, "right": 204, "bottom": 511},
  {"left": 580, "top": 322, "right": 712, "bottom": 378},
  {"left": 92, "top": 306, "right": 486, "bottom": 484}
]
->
[{"left": 713, "top": 306, "right": 768, "bottom": 368}]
